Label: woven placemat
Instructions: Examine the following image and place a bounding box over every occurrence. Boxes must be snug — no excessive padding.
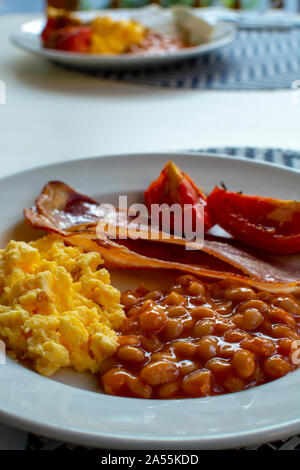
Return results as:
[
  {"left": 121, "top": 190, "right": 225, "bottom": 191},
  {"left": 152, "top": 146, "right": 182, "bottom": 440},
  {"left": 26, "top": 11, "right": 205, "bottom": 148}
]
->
[
  {"left": 24, "top": 146, "right": 300, "bottom": 451},
  {"left": 62, "top": 29, "right": 300, "bottom": 90}
]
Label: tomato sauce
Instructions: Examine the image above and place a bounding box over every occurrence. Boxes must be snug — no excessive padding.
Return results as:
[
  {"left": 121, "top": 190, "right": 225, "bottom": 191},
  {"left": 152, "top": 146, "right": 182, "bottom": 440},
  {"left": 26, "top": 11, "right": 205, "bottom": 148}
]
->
[{"left": 100, "top": 275, "right": 300, "bottom": 399}]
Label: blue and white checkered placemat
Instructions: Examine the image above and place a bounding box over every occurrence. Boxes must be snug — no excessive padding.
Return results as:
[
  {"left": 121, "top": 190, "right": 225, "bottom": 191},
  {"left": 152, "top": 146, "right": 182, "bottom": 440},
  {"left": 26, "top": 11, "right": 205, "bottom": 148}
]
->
[
  {"left": 80, "top": 29, "right": 300, "bottom": 90},
  {"left": 189, "top": 146, "right": 300, "bottom": 168},
  {"left": 21, "top": 146, "right": 300, "bottom": 451}
]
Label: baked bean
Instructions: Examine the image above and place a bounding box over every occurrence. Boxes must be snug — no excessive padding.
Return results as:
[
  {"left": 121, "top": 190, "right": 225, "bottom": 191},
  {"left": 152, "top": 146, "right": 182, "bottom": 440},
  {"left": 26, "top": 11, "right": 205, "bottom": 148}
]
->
[
  {"left": 270, "top": 324, "right": 299, "bottom": 340},
  {"left": 225, "top": 286, "right": 256, "bottom": 303},
  {"left": 127, "top": 306, "right": 142, "bottom": 318},
  {"left": 257, "top": 292, "right": 273, "bottom": 303},
  {"left": 126, "top": 375, "right": 152, "bottom": 398},
  {"left": 189, "top": 296, "right": 206, "bottom": 307},
  {"left": 164, "top": 318, "right": 184, "bottom": 340},
  {"left": 140, "top": 300, "right": 155, "bottom": 312},
  {"left": 181, "top": 317, "right": 194, "bottom": 331},
  {"left": 101, "top": 278, "right": 300, "bottom": 399},
  {"left": 176, "top": 275, "right": 196, "bottom": 288},
  {"left": 102, "top": 368, "right": 128, "bottom": 395},
  {"left": 157, "top": 381, "right": 180, "bottom": 399},
  {"left": 193, "top": 319, "right": 215, "bottom": 337},
  {"left": 117, "top": 345, "right": 144, "bottom": 363},
  {"left": 100, "top": 357, "right": 118, "bottom": 375},
  {"left": 164, "top": 291, "right": 185, "bottom": 306},
  {"left": 139, "top": 306, "right": 166, "bottom": 333},
  {"left": 206, "top": 358, "right": 232, "bottom": 382},
  {"left": 243, "top": 308, "right": 264, "bottom": 330},
  {"left": 218, "top": 342, "right": 235, "bottom": 358},
  {"left": 277, "top": 338, "right": 294, "bottom": 356},
  {"left": 232, "top": 308, "right": 263, "bottom": 331},
  {"left": 216, "top": 301, "right": 233, "bottom": 315},
  {"left": 167, "top": 305, "right": 187, "bottom": 318},
  {"left": 261, "top": 318, "right": 272, "bottom": 332},
  {"left": 264, "top": 355, "right": 291, "bottom": 378},
  {"left": 186, "top": 281, "right": 205, "bottom": 297},
  {"left": 231, "top": 349, "right": 255, "bottom": 378},
  {"left": 144, "top": 290, "right": 162, "bottom": 301},
  {"left": 215, "top": 319, "right": 235, "bottom": 335},
  {"left": 136, "top": 286, "right": 150, "bottom": 296},
  {"left": 121, "top": 292, "right": 138, "bottom": 309},
  {"left": 197, "top": 336, "right": 218, "bottom": 361},
  {"left": 151, "top": 351, "right": 174, "bottom": 362},
  {"left": 170, "top": 284, "right": 184, "bottom": 294},
  {"left": 241, "top": 337, "right": 276, "bottom": 357},
  {"left": 140, "top": 361, "right": 179, "bottom": 386},
  {"left": 272, "top": 296, "right": 300, "bottom": 315},
  {"left": 209, "top": 284, "right": 225, "bottom": 299},
  {"left": 181, "top": 370, "right": 213, "bottom": 397},
  {"left": 268, "top": 308, "right": 297, "bottom": 329},
  {"left": 237, "top": 299, "right": 269, "bottom": 314},
  {"left": 117, "top": 335, "right": 140, "bottom": 346},
  {"left": 178, "top": 360, "right": 198, "bottom": 375},
  {"left": 140, "top": 334, "right": 161, "bottom": 352},
  {"left": 252, "top": 364, "right": 265, "bottom": 382},
  {"left": 223, "top": 374, "right": 244, "bottom": 392}
]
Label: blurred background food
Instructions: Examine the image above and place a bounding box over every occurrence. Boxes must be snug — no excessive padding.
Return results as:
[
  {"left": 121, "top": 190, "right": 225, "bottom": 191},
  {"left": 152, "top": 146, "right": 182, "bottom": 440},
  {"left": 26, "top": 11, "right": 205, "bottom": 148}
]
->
[
  {"left": 1, "top": 0, "right": 298, "bottom": 17},
  {"left": 45, "top": 0, "right": 295, "bottom": 13}
]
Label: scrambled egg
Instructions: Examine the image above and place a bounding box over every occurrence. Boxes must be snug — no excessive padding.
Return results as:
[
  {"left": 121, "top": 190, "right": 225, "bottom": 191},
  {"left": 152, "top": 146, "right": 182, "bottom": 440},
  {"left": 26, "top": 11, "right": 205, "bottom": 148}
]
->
[
  {"left": 0, "top": 235, "right": 125, "bottom": 376},
  {"left": 90, "top": 16, "right": 146, "bottom": 54}
]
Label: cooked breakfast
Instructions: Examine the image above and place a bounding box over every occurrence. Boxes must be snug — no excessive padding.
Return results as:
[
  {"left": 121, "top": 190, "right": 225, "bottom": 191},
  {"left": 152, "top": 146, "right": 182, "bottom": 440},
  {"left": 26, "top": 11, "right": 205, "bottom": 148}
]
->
[
  {"left": 0, "top": 159, "right": 299, "bottom": 399},
  {"left": 101, "top": 276, "right": 300, "bottom": 399}
]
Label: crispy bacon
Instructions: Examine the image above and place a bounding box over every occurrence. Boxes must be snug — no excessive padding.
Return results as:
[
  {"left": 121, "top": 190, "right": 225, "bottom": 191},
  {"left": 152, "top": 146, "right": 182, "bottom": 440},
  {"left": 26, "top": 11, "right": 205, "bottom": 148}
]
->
[{"left": 24, "top": 181, "right": 300, "bottom": 293}]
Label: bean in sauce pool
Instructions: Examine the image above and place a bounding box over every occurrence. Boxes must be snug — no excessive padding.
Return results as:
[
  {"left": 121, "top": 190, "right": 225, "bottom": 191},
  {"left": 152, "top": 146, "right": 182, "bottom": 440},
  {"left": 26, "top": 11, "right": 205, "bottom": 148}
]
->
[{"left": 100, "top": 275, "right": 300, "bottom": 399}]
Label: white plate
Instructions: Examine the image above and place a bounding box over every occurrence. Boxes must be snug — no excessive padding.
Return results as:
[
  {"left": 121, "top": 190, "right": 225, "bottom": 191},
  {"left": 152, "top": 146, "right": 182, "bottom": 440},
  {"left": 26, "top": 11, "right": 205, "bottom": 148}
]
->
[
  {"left": 0, "top": 152, "right": 300, "bottom": 450},
  {"left": 11, "top": 9, "right": 236, "bottom": 69}
]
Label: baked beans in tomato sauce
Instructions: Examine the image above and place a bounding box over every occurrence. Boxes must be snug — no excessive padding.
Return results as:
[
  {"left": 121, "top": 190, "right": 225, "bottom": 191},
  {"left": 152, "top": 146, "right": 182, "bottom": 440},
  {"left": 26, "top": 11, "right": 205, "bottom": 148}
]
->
[{"left": 100, "top": 275, "right": 300, "bottom": 399}]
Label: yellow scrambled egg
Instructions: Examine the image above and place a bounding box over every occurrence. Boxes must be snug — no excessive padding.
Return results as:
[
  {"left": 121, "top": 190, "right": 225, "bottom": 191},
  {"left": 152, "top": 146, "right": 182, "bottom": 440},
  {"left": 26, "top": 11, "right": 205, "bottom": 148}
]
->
[
  {"left": 90, "top": 16, "right": 146, "bottom": 54},
  {"left": 0, "top": 235, "right": 125, "bottom": 376}
]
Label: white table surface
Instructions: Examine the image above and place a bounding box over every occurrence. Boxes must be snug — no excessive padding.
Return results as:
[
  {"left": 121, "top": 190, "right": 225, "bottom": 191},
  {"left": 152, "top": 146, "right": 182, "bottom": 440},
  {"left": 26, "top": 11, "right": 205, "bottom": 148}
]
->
[{"left": 0, "top": 13, "right": 300, "bottom": 450}]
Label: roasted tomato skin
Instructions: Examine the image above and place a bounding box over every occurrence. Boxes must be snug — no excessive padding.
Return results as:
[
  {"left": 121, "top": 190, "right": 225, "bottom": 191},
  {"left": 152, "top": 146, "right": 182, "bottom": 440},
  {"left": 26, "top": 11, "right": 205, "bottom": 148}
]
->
[
  {"left": 41, "top": 14, "right": 81, "bottom": 44},
  {"left": 207, "top": 187, "right": 300, "bottom": 254},
  {"left": 144, "top": 161, "right": 211, "bottom": 233},
  {"left": 48, "top": 26, "right": 92, "bottom": 52}
]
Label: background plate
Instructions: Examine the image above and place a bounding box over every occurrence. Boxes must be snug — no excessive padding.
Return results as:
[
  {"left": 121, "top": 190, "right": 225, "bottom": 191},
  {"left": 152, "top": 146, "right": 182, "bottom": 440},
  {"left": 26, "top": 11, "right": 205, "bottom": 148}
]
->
[
  {"left": 0, "top": 152, "right": 300, "bottom": 449},
  {"left": 11, "top": 10, "right": 236, "bottom": 69}
]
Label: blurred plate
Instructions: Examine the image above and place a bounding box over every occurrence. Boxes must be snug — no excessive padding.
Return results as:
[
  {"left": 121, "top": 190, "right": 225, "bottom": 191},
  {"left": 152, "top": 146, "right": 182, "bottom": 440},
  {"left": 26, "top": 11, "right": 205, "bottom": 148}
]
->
[
  {"left": 0, "top": 152, "right": 300, "bottom": 449},
  {"left": 11, "top": 9, "right": 236, "bottom": 69}
]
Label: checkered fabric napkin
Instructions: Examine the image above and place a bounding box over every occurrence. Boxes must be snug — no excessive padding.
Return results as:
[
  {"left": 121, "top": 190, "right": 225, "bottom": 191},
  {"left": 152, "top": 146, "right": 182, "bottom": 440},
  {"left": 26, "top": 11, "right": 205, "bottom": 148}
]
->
[{"left": 0, "top": 146, "right": 296, "bottom": 451}]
